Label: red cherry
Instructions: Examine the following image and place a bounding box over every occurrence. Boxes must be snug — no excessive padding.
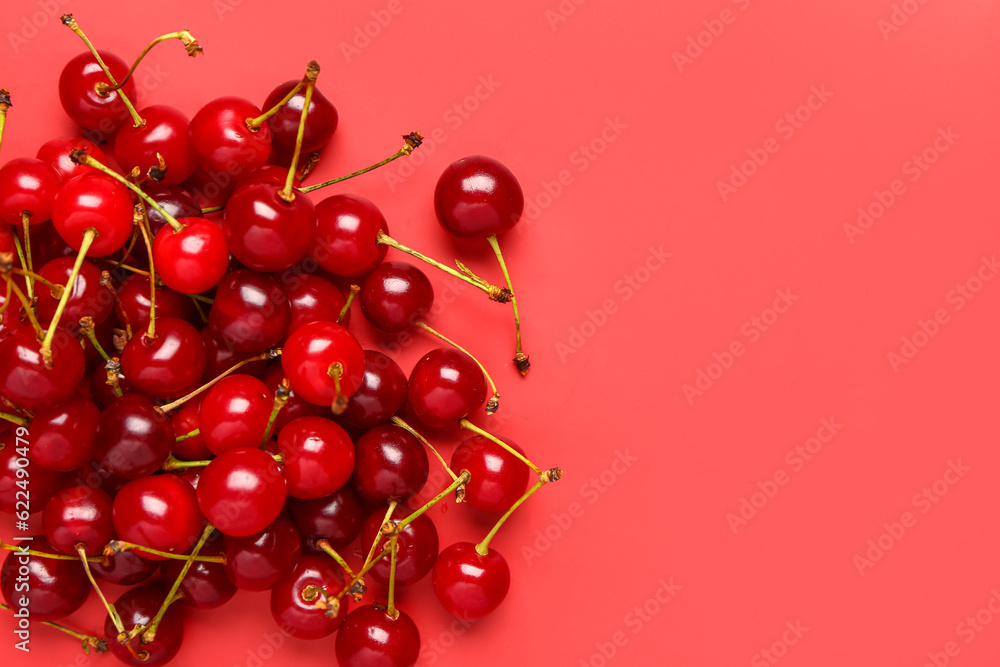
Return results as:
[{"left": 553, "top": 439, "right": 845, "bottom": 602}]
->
[
  {"left": 58, "top": 51, "right": 136, "bottom": 132},
  {"left": 342, "top": 351, "right": 408, "bottom": 430},
  {"left": 140, "top": 183, "right": 202, "bottom": 237},
  {"left": 290, "top": 486, "right": 363, "bottom": 550},
  {"left": 114, "top": 105, "right": 197, "bottom": 185},
  {"left": 263, "top": 80, "right": 338, "bottom": 158},
  {"left": 1, "top": 439, "right": 67, "bottom": 514},
  {"left": 0, "top": 224, "right": 13, "bottom": 256},
  {"left": 270, "top": 555, "right": 348, "bottom": 639},
  {"left": 89, "top": 361, "right": 133, "bottom": 410},
  {"left": 451, "top": 434, "right": 530, "bottom": 513},
  {"left": 197, "top": 447, "right": 287, "bottom": 537},
  {"left": 170, "top": 395, "right": 212, "bottom": 460},
  {"left": 259, "top": 362, "right": 326, "bottom": 433},
  {"left": 407, "top": 348, "right": 487, "bottom": 428},
  {"left": 277, "top": 416, "right": 355, "bottom": 500},
  {"left": 159, "top": 535, "right": 236, "bottom": 609},
  {"left": 120, "top": 317, "right": 207, "bottom": 399},
  {"left": 234, "top": 164, "right": 302, "bottom": 194},
  {"left": 105, "top": 585, "right": 184, "bottom": 666},
  {"left": 36, "top": 136, "right": 108, "bottom": 183},
  {"left": 94, "top": 394, "right": 175, "bottom": 478},
  {"left": 434, "top": 155, "right": 524, "bottom": 238},
  {"left": 282, "top": 272, "right": 349, "bottom": 332},
  {"left": 33, "top": 256, "right": 113, "bottom": 325},
  {"left": 114, "top": 273, "right": 196, "bottom": 332},
  {"left": 361, "top": 505, "right": 438, "bottom": 587},
  {"left": 199, "top": 374, "right": 272, "bottom": 454},
  {"left": 1, "top": 536, "right": 89, "bottom": 622},
  {"left": 42, "top": 485, "right": 114, "bottom": 555},
  {"left": 335, "top": 604, "right": 421, "bottom": 667},
  {"left": 0, "top": 325, "right": 85, "bottom": 412},
  {"left": 51, "top": 173, "right": 134, "bottom": 256},
  {"left": 223, "top": 516, "right": 302, "bottom": 591},
  {"left": 91, "top": 548, "right": 159, "bottom": 586},
  {"left": 281, "top": 320, "right": 365, "bottom": 407},
  {"left": 209, "top": 270, "right": 291, "bottom": 354},
  {"left": 432, "top": 541, "right": 511, "bottom": 619},
  {"left": 200, "top": 324, "right": 269, "bottom": 380},
  {"left": 0, "top": 157, "right": 60, "bottom": 226},
  {"left": 189, "top": 96, "right": 271, "bottom": 178},
  {"left": 309, "top": 194, "right": 388, "bottom": 277},
  {"left": 152, "top": 217, "right": 231, "bottom": 295},
  {"left": 223, "top": 182, "right": 317, "bottom": 272},
  {"left": 112, "top": 474, "right": 203, "bottom": 559},
  {"left": 351, "top": 424, "right": 428, "bottom": 502},
  {"left": 28, "top": 393, "right": 100, "bottom": 472},
  {"left": 360, "top": 261, "right": 433, "bottom": 333}
]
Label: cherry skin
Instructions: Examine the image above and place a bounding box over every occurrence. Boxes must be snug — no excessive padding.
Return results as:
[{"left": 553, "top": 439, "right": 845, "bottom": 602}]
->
[
  {"left": 223, "top": 516, "right": 302, "bottom": 591},
  {"left": 309, "top": 194, "right": 388, "bottom": 277},
  {"left": 432, "top": 542, "right": 511, "bottom": 619},
  {"left": 360, "top": 261, "right": 433, "bottom": 334},
  {"left": 234, "top": 164, "right": 302, "bottom": 194},
  {"left": 89, "top": 361, "right": 133, "bottom": 410},
  {"left": 434, "top": 155, "right": 524, "bottom": 238},
  {"left": 282, "top": 272, "right": 348, "bottom": 333},
  {"left": 0, "top": 157, "right": 61, "bottom": 226},
  {"left": 42, "top": 485, "right": 114, "bottom": 555},
  {"left": 189, "top": 96, "right": 271, "bottom": 178},
  {"left": 0, "top": 536, "right": 89, "bottom": 622},
  {"left": 28, "top": 393, "right": 100, "bottom": 472},
  {"left": 290, "top": 485, "right": 363, "bottom": 550},
  {"left": 141, "top": 184, "right": 202, "bottom": 237},
  {"left": 0, "top": 224, "right": 13, "bottom": 256},
  {"left": 351, "top": 424, "right": 428, "bottom": 503},
  {"left": 281, "top": 320, "right": 365, "bottom": 407},
  {"left": 0, "top": 325, "right": 85, "bottom": 412},
  {"left": 72, "top": 458, "right": 129, "bottom": 499},
  {"left": 0, "top": 440, "right": 67, "bottom": 513},
  {"left": 160, "top": 535, "right": 236, "bottom": 610},
  {"left": 342, "top": 351, "right": 408, "bottom": 430},
  {"left": 120, "top": 317, "right": 207, "bottom": 399},
  {"left": 114, "top": 273, "right": 196, "bottom": 332},
  {"left": 114, "top": 105, "right": 197, "bottom": 185},
  {"left": 33, "top": 256, "right": 112, "bottom": 325},
  {"left": 58, "top": 50, "right": 136, "bottom": 132},
  {"left": 259, "top": 362, "right": 326, "bottom": 433},
  {"left": 51, "top": 173, "right": 134, "bottom": 256},
  {"left": 263, "top": 80, "right": 338, "bottom": 158},
  {"left": 270, "top": 555, "right": 348, "bottom": 639},
  {"left": 407, "top": 348, "right": 487, "bottom": 428},
  {"left": 152, "top": 216, "right": 231, "bottom": 295},
  {"left": 91, "top": 547, "right": 159, "bottom": 585},
  {"left": 277, "top": 416, "right": 355, "bottom": 500},
  {"left": 36, "top": 136, "right": 108, "bottom": 183},
  {"left": 335, "top": 604, "right": 421, "bottom": 667},
  {"left": 106, "top": 585, "right": 184, "bottom": 667},
  {"left": 209, "top": 270, "right": 291, "bottom": 355},
  {"left": 361, "top": 505, "right": 439, "bottom": 587},
  {"left": 170, "top": 395, "right": 212, "bottom": 460},
  {"left": 197, "top": 447, "right": 287, "bottom": 537},
  {"left": 112, "top": 474, "right": 203, "bottom": 559},
  {"left": 200, "top": 325, "right": 269, "bottom": 380},
  {"left": 451, "top": 435, "right": 530, "bottom": 513},
  {"left": 94, "top": 394, "right": 175, "bottom": 478},
  {"left": 223, "top": 182, "right": 317, "bottom": 272},
  {"left": 199, "top": 374, "right": 273, "bottom": 454}
]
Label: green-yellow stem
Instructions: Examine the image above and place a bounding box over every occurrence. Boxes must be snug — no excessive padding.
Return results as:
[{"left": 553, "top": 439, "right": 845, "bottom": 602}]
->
[
  {"left": 487, "top": 234, "right": 530, "bottom": 375},
  {"left": 105, "top": 540, "right": 225, "bottom": 564},
  {"left": 134, "top": 207, "right": 157, "bottom": 339},
  {"left": 459, "top": 419, "right": 542, "bottom": 475},
  {"left": 337, "top": 285, "right": 359, "bottom": 325},
  {"left": 97, "top": 30, "right": 202, "bottom": 95},
  {"left": 71, "top": 152, "right": 184, "bottom": 232},
  {"left": 0, "top": 542, "right": 102, "bottom": 562},
  {"left": 139, "top": 524, "right": 215, "bottom": 643},
  {"left": 386, "top": 533, "right": 399, "bottom": 619},
  {"left": 298, "top": 132, "right": 424, "bottom": 194},
  {"left": 41, "top": 228, "right": 97, "bottom": 364},
  {"left": 316, "top": 539, "right": 357, "bottom": 580},
  {"left": 157, "top": 349, "right": 277, "bottom": 413},
  {"left": 0, "top": 89, "right": 9, "bottom": 154},
  {"left": 281, "top": 69, "right": 317, "bottom": 201},
  {"left": 396, "top": 470, "right": 471, "bottom": 532},
  {"left": 476, "top": 478, "right": 547, "bottom": 555},
  {"left": 246, "top": 81, "right": 305, "bottom": 130},
  {"left": 390, "top": 415, "right": 458, "bottom": 482},
  {"left": 415, "top": 321, "right": 499, "bottom": 414},
  {"left": 77, "top": 545, "right": 124, "bottom": 633},
  {"left": 21, "top": 214, "right": 33, "bottom": 301}
]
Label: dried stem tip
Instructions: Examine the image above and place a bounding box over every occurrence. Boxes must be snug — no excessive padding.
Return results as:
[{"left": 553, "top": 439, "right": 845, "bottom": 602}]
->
[
  {"left": 69, "top": 148, "right": 89, "bottom": 165},
  {"left": 401, "top": 132, "right": 424, "bottom": 155},
  {"left": 179, "top": 30, "right": 203, "bottom": 56},
  {"left": 0, "top": 89, "right": 11, "bottom": 110},
  {"left": 305, "top": 61, "right": 320, "bottom": 81}
]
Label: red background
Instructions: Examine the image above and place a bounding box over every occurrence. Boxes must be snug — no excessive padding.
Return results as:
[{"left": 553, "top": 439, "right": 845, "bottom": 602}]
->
[{"left": 2, "top": 0, "right": 999, "bottom": 665}]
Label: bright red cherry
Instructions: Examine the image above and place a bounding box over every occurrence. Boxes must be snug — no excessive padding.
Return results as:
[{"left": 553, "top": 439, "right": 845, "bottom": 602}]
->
[
  {"left": 281, "top": 320, "right": 365, "bottom": 408},
  {"left": 270, "top": 555, "right": 348, "bottom": 639},
  {"left": 351, "top": 424, "right": 428, "bottom": 502},
  {"left": 28, "top": 393, "right": 100, "bottom": 472},
  {"left": 407, "top": 348, "right": 487, "bottom": 428},
  {"left": 114, "top": 105, "right": 197, "bottom": 185},
  {"left": 33, "top": 257, "right": 112, "bottom": 325},
  {"left": 361, "top": 261, "right": 433, "bottom": 333},
  {"left": 114, "top": 273, "right": 195, "bottom": 332},
  {"left": 451, "top": 435, "right": 530, "bottom": 513},
  {"left": 1, "top": 536, "right": 89, "bottom": 622},
  {"left": 277, "top": 416, "right": 354, "bottom": 499},
  {"left": 51, "top": 173, "right": 133, "bottom": 256},
  {"left": 223, "top": 182, "right": 317, "bottom": 272},
  {"left": 361, "top": 505, "right": 438, "bottom": 587},
  {"left": 209, "top": 270, "right": 291, "bottom": 354},
  {"left": 58, "top": 50, "right": 136, "bottom": 132},
  {"left": 152, "top": 217, "right": 231, "bottom": 295},
  {"left": 198, "top": 447, "right": 287, "bottom": 537},
  {"left": 263, "top": 80, "right": 338, "bottom": 158},
  {"left": 189, "top": 96, "right": 271, "bottom": 178},
  {"left": 1, "top": 443, "right": 67, "bottom": 514},
  {"left": 121, "top": 317, "right": 207, "bottom": 399},
  {"left": 282, "top": 272, "right": 348, "bottom": 333},
  {"left": 0, "top": 157, "right": 60, "bottom": 226},
  {"left": 170, "top": 395, "right": 211, "bottom": 460},
  {"left": 0, "top": 325, "right": 85, "bottom": 412},
  {"left": 160, "top": 535, "right": 236, "bottom": 609},
  {"left": 432, "top": 542, "right": 511, "bottom": 619},
  {"left": 342, "top": 351, "right": 408, "bottom": 430},
  {"left": 36, "top": 136, "right": 108, "bottom": 183},
  {"left": 106, "top": 585, "right": 184, "bottom": 666},
  {"left": 43, "top": 485, "right": 114, "bottom": 555},
  {"left": 434, "top": 155, "right": 524, "bottom": 238},
  {"left": 223, "top": 516, "right": 302, "bottom": 591},
  {"left": 199, "top": 374, "right": 272, "bottom": 454},
  {"left": 112, "top": 474, "right": 203, "bottom": 559},
  {"left": 94, "top": 394, "right": 175, "bottom": 478},
  {"left": 309, "top": 194, "right": 388, "bottom": 277},
  {"left": 290, "top": 486, "right": 363, "bottom": 550},
  {"left": 335, "top": 605, "right": 421, "bottom": 667}
]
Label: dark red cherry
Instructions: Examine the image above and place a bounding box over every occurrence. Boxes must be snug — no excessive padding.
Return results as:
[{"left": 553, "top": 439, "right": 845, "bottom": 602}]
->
[
  {"left": 199, "top": 374, "right": 272, "bottom": 454},
  {"left": 1, "top": 536, "right": 89, "bottom": 622},
  {"left": 36, "top": 136, "right": 108, "bottom": 183},
  {"left": 58, "top": 50, "right": 136, "bottom": 132},
  {"left": 72, "top": 458, "right": 129, "bottom": 498},
  {"left": 159, "top": 534, "right": 236, "bottom": 610},
  {"left": 115, "top": 105, "right": 197, "bottom": 185},
  {"left": 351, "top": 425, "right": 428, "bottom": 503},
  {"left": 112, "top": 474, "right": 203, "bottom": 559},
  {"left": 309, "top": 195, "right": 388, "bottom": 277},
  {"left": 361, "top": 505, "right": 438, "bottom": 587},
  {"left": 152, "top": 217, "right": 231, "bottom": 295},
  {"left": 19, "top": 219, "right": 74, "bottom": 265},
  {"left": 282, "top": 272, "right": 348, "bottom": 332},
  {"left": 170, "top": 395, "right": 211, "bottom": 460},
  {"left": 189, "top": 97, "right": 271, "bottom": 178},
  {"left": 0, "top": 224, "right": 13, "bottom": 256},
  {"left": 51, "top": 173, "right": 134, "bottom": 256},
  {"left": 0, "top": 157, "right": 60, "bottom": 226},
  {"left": 290, "top": 486, "right": 363, "bottom": 549},
  {"left": 28, "top": 393, "right": 100, "bottom": 472},
  {"left": 0, "top": 325, "right": 85, "bottom": 412},
  {"left": 335, "top": 604, "right": 421, "bottom": 667},
  {"left": 223, "top": 182, "right": 317, "bottom": 272},
  {"left": 1, "top": 439, "right": 67, "bottom": 513},
  {"left": 361, "top": 261, "right": 433, "bottom": 333},
  {"left": 223, "top": 516, "right": 302, "bottom": 591},
  {"left": 94, "top": 394, "right": 174, "bottom": 478},
  {"left": 434, "top": 155, "right": 524, "bottom": 238},
  {"left": 89, "top": 361, "right": 133, "bottom": 410},
  {"left": 91, "top": 547, "right": 159, "bottom": 585},
  {"left": 197, "top": 447, "right": 287, "bottom": 537},
  {"left": 277, "top": 416, "right": 355, "bottom": 500},
  {"left": 281, "top": 320, "right": 365, "bottom": 407},
  {"left": 342, "top": 351, "right": 407, "bottom": 430},
  {"left": 433, "top": 541, "right": 510, "bottom": 619},
  {"left": 209, "top": 270, "right": 291, "bottom": 355},
  {"left": 140, "top": 184, "right": 202, "bottom": 237},
  {"left": 121, "top": 318, "right": 206, "bottom": 399},
  {"left": 263, "top": 80, "right": 338, "bottom": 158},
  {"left": 259, "top": 362, "right": 325, "bottom": 434},
  {"left": 114, "top": 273, "right": 195, "bottom": 332},
  {"left": 451, "top": 434, "right": 529, "bottom": 513},
  {"left": 106, "top": 585, "right": 184, "bottom": 667},
  {"left": 270, "top": 555, "right": 347, "bottom": 639},
  {"left": 407, "top": 348, "right": 487, "bottom": 428},
  {"left": 42, "top": 485, "right": 114, "bottom": 555},
  {"left": 33, "top": 256, "right": 112, "bottom": 325},
  {"left": 200, "top": 325, "right": 269, "bottom": 380}
]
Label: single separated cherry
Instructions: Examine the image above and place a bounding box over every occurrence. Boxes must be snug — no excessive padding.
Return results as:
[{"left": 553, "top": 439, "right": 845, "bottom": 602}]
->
[{"left": 432, "top": 541, "right": 511, "bottom": 619}]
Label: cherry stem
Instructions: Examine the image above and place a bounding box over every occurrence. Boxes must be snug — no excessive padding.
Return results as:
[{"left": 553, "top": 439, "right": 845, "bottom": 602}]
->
[
  {"left": 0, "top": 542, "right": 103, "bottom": 562},
  {"left": 362, "top": 500, "right": 399, "bottom": 572},
  {"left": 162, "top": 452, "right": 281, "bottom": 472},
  {"left": 100, "top": 272, "right": 133, "bottom": 340},
  {"left": 20, "top": 213, "right": 33, "bottom": 301},
  {"left": 0, "top": 89, "right": 9, "bottom": 153},
  {"left": 0, "top": 280, "right": 9, "bottom": 318},
  {"left": 486, "top": 234, "right": 530, "bottom": 375},
  {"left": 97, "top": 30, "right": 202, "bottom": 95},
  {"left": 77, "top": 544, "right": 125, "bottom": 633},
  {"left": 79, "top": 316, "right": 110, "bottom": 361},
  {"left": 280, "top": 62, "right": 319, "bottom": 202},
  {"left": 395, "top": 470, "right": 471, "bottom": 533},
  {"left": 133, "top": 206, "right": 157, "bottom": 339},
  {"left": 41, "top": 228, "right": 98, "bottom": 365},
  {"left": 390, "top": 415, "right": 458, "bottom": 483},
  {"left": 200, "top": 204, "right": 223, "bottom": 215},
  {"left": 104, "top": 540, "right": 225, "bottom": 564},
  {"left": 376, "top": 230, "right": 511, "bottom": 303},
  {"left": 385, "top": 533, "right": 399, "bottom": 620},
  {"left": 72, "top": 152, "right": 184, "bottom": 232},
  {"left": 157, "top": 348, "right": 279, "bottom": 413},
  {"left": 138, "top": 524, "right": 214, "bottom": 644},
  {"left": 11, "top": 268, "right": 63, "bottom": 296},
  {"left": 175, "top": 428, "right": 200, "bottom": 442},
  {"left": 60, "top": 15, "right": 144, "bottom": 128},
  {"left": 10, "top": 234, "right": 32, "bottom": 303},
  {"left": 105, "top": 357, "right": 124, "bottom": 398},
  {"left": 327, "top": 362, "right": 348, "bottom": 415},
  {"left": 297, "top": 132, "right": 425, "bottom": 194},
  {"left": 315, "top": 539, "right": 357, "bottom": 580},
  {"left": 0, "top": 602, "right": 108, "bottom": 654},
  {"left": 188, "top": 293, "right": 214, "bottom": 304},
  {"left": 261, "top": 379, "right": 290, "bottom": 446},
  {"left": 0, "top": 411, "right": 28, "bottom": 427},
  {"left": 458, "top": 419, "right": 543, "bottom": 476},
  {"left": 246, "top": 78, "right": 307, "bottom": 131},
  {"left": 476, "top": 477, "right": 549, "bottom": 555},
  {"left": 337, "top": 285, "right": 359, "bottom": 325},
  {"left": 414, "top": 321, "right": 500, "bottom": 414},
  {"left": 1, "top": 264, "right": 45, "bottom": 339},
  {"left": 335, "top": 547, "right": 390, "bottom": 602},
  {"left": 109, "top": 227, "right": 140, "bottom": 271}
]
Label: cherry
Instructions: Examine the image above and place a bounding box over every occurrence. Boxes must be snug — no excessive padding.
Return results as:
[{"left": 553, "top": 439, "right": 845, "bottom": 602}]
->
[
  {"left": 89, "top": 361, "right": 132, "bottom": 410},
  {"left": 51, "top": 173, "right": 134, "bottom": 256},
  {"left": 234, "top": 164, "right": 302, "bottom": 194},
  {"left": 281, "top": 320, "right": 365, "bottom": 408},
  {"left": 351, "top": 424, "right": 428, "bottom": 503},
  {"left": 209, "top": 270, "right": 291, "bottom": 354},
  {"left": 0, "top": 157, "right": 61, "bottom": 226},
  {"left": 200, "top": 325, "right": 268, "bottom": 380},
  {"left": 360, "top": 261, "right": 433, "bottom": 333},
  {"left": 115, "top": 105, "right": 197, "bottom": 185},
  {"left": 290, "top": 486, "right": 363, "bottom": 550},
  {"left": 140, "top": 184, "right": 202, "bottom": 237},
  {"left": 120, "top": 317, "right": 207, "bottom": 399},
  {"left": 152, "top": 216, "right": 231, "bottom": 295},
  {"left": 33, "top": 256, "right": 113, "bottom": 325},
  {"left": 199, "top": 374, "right": 272, "bottom": 454},
  {"left": 91, "top": 547, "right": 159, "bottom": 586},
  {"left": 223, "top": 181, "right": 317, "bottom": 272},
  {"left": 112, "top": 474, "right": 203, "bottom": 559},
  {"left": 451, "top": 435, "right": 529, "bottom": 513},
  {"left": 260, "top": 362, "right": 325, "bottom": 433},
  {"left": 361, "top": 505, "right": 438, "bottom": 587},
  {"left": 106, "top": 585, "right": 184, "bottom": 667},
  {"left": 160, "top": 534, "right": 236, "bottom": 610},
  {"left": 72, "top": 458, "right": 129, "bottom": 499},
  {"left": 58, "top": 50, "right": 136, "bottom": 132},
  {"left": 335, "top": 604, "right": 421, "bottom": 667},
  {"left": 432, "top": 542, "right": 510, "bottom": 619},
  {"left": 170, "top": 395, "right": 212, "bottom": 460},
  {"left": 0, "top": 224, "right": 13, "bottom": 256},
  {"left": 277, "top": 416, "right": 355, "bottom": 499},
  {"left": 0, "top": 536, "right": 89, "bottom": 622},
  {"left": 36, "top": 136, "right": 108, "bottom": 183},
  {"left": 309, "top": 194, "right": 388, "bottom": 277},
  {"left": 189, "top": 96, "right": 271, "bottom": 179},
  {"left": 270, "top": 555, "right": 348, "bottom": 639},
  {"left": 434, "top": 155, "right": 524, "bottom": 239},
  {"left": 407, "top": 348, "right": 487, "bottom": 428},
  {"left": 342, "top": 351, "right": 408, "bottom": 430},
  {"left": 114, "top": 273, "right": 195, "bottom": 332},
  {"left": 28, "top": 393, "right": 100, "bottom": 472},
  {"left": 262, "top": 79, "right": 338, "bottom": 158},
  {"left": 223, "top": 516, "right": 302, "bottom": 591},
  {"left": 0, "top": 438, "right": 67, "bottom": 513},
  {"left": 282, "top": 272, "right": 349, "bottom": 332},
  {"left": 42, "top": 485, "right": 114, "bottom": 555},
  {"left": 0, "top": 325, "right": 85, "bottom": 412},
  {"left": 94, "top": 394, "right": 175, "bottom": 478},
  {"left": 197, "top": 447, "right": 287, "bottom": 537}
]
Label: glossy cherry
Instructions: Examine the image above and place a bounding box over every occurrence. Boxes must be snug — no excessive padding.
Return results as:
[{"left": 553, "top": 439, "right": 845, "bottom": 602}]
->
[
  {"left": 451, "top": 435, "right": 530, "bottom": 513},
  {"left": 58, "top": 50, "right": 136, "bottom": 132},
  {"left": 223, "top": 516, "right": 303, "bottom": 591},
  {"left": 309, "top": 194, "right": 388, "bottom": 277},
  {"left": 197, "top": 447, "right": 287, "bottom": 537},
  {"left": 115, "top": 105, "right": 197, "bottom": 185},
  {"left": 260, "top": 362, "right": 326, "bottom": 433},
  {"left": 335, "top": 604, "right": 421, "bottom": 667},
  {"left": 36, "top": 136, "right": 108, "bottom": 183},
  {"left": 342, "top": 351, "right": 408, "bottom": 430},
  {"left": 0, "top": 440, "right": 66, "bottom": 513},
  {"left": 160, "top": 534, "right": 236, "bottom": 610},
  {"left": 28, "top": 393, "right": 100, "bottom": 472},
  {"left": 152, "top": 217, "right": 231, "bottom": 295},
  {"left": 170, "top": 395, "right": 212, "bottom": 460},
  {"left": 114, "top": 274, "right": 195, "bottom": 332},
  {"left": 361, "top": 505, "right": 438, "bottom": 587},
  {"left": 33, "top": 256, "right": 112, "bottom": 325},
  {"left": 106, "top": 585, "right": 184, "bottom": 667},
  {"left": 0, "top": 325, "right": 85, "bottom": 412},
  {"left": 290, "top": 485, "right": 364, "bottom": 550},
  {"left": 0, "top": 157, "right": 60, "bottom": 226},
  {"left": 91, "top": 547, "right": 159, "bottom": 585},
  {"left": 209, "top": 270, "right": 291, "bottom": 354},
  {"left": 407, "top": 348, "right": 487, "bottom": 428},
  {"left": 434, "top": 155, "right": 524, "bottom": 238},
  {"left": 94, "top": 394, "right": 175, "bottom": 478},
  {"left": 112, "top": 474, "right": 203, "bottom": 559},
  {"left": 351, "top": 424, "right": 428, "bottom": 503},
  {"left": 281, "top": 320, "right": 365, "bottom": 407},
  {"left": 361, "top": 261, "right": 433, "bottom": 333},
  {"left": 42, "top": 485, "right": 114, "bottom": 554},
  {"left": 223, "top": 181, "right": 317, "bottom": 272},
  {"left": 432, "top": 541, "right": 511, "bottom": 619},
  {"left": 282, "top": 272, "right": 348, "bottom": 332},
  {"left": 89, "top": 361, "right": 133, "bottom": 410},
  {"left": 263, "top": 79, "right": 338, "bottom": 158},
  {"left": 277, "top": 416, "right": 355, "bottom": 499},
  {"left": 270, "top": 555, "right": 348, "bottom": 639},
  {"left": 121, "top": 317, "right": 207, "bottom": 399},
  {"left": 234, "top": 164, "right": 302, "bottom": 194},
  {"left": 199, "top": 374, "right": 272, "bottom": 454},
  {"left": 140, "top": 184, "right": 202, "bottom": 237},
  {"left": 0, "top": 536, "right": 89, "bottom": 622},
  {"left": 201, "top": 325, "right": 269, "bottom": 380},
  {"left": 189, "top": 96, "right": 271, "bottom": 178},
  {"left": 51, "top": 173, "right": 134, "bottom": 256}
]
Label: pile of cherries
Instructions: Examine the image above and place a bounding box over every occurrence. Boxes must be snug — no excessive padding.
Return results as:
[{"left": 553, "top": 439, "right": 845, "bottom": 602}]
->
[{"left": 0, "top": 14, "right": 559, "bottom": 667}]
